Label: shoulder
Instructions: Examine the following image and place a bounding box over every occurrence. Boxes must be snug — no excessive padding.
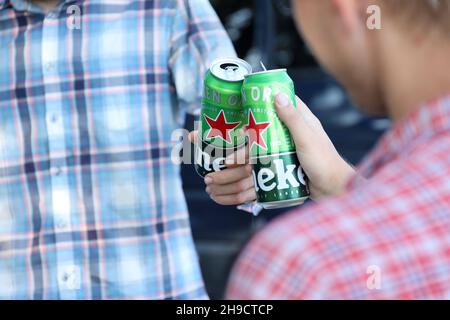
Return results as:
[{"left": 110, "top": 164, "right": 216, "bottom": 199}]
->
[
  {"left": 228, "top": 192, "right": 370, "bottom": 299},
  {"left": 254, "top": 143, "right": 450, "bottom": 267},
  {"left": 231, "top": 143, "right": 450, "bottom": 298}
]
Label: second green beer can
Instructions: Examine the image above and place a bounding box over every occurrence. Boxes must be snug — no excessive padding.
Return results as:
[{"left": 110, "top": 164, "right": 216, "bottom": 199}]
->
[
  {"left": 242, "top": 69, "right": 310, "bottom": 209},
  {"left": 195, "top": 58, "right": 252, "bottom": 177}
]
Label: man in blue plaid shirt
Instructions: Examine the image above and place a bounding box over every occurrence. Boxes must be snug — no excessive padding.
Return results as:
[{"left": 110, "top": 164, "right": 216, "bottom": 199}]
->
[{"left": 0, "top": 0, "right": 235, "bottom": 299}]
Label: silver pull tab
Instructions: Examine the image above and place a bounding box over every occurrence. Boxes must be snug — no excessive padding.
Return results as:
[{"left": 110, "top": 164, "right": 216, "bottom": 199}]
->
[
  {"left": 225, "top": 67, "right": 235, "bottom": 79},
  {"left": 260, "top": 61, "right": 267, "bottom": 71}
]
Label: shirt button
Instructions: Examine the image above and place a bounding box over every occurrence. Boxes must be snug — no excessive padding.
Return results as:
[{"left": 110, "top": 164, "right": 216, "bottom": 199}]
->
[
  {"left": 47, "top": 113, "right": 59, "bottom": 124},
  {"left": 55, "top": 216, "right": 69, "bottom": 230},
  {"left": 46, "top": 12, "right": 58, "bottom": 19},
  {"left": 44, "top": 61, "right": 55, "bottom": 72},
  {"left": 50, "top": 166, "right": 62, "bottom": 176},
  {"left": 59, "top": 265, "right": 80, "bottom": 290}
]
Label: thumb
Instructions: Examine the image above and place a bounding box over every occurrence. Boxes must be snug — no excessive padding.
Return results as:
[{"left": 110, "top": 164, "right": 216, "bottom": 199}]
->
[
  {"left": 188, "top": 130, "right": 198, "bottom": 144},
  {"left": 274, "top": 93, "right": 312, "bottom": 148},
  {"left": 275, "top": 93, "right": 304, "bottom": 143}
]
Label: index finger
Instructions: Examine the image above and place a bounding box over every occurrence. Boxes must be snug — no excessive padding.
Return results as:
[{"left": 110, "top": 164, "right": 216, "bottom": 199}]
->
[
  {"left": 206, "top": 164, "right": 253, "bottom": 185},
  {"left": 188, "top": 130, "right": 198, "bottom": 144},
  {"left": 224, "top": 143, "right": 250, "bottom": 168}
]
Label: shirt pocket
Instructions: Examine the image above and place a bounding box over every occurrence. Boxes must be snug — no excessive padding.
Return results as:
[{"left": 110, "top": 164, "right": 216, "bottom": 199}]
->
[
  {"left": 90, "top": 92, "right": 147, "bottom": 150},
  {"left": 0, "top": 106, "right": 23, "bottom": 167}
]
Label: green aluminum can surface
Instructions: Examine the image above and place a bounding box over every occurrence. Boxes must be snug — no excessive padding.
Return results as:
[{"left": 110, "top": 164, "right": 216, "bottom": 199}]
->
[
  {"left": 242, "top": 69, "right": 310, "bottom": 209},
  {"left": 195, "top": 58, "right": 252, "bottom": 177}
]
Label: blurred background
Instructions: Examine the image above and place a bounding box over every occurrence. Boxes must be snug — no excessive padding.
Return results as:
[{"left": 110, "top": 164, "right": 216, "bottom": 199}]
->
[{"left": 182, "top": 0, "right": 391, "bottom": 299}]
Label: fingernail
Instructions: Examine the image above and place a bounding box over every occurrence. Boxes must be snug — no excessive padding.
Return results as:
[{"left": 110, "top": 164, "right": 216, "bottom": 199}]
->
[
  {"left": 225, "top": 158, "right": 234, "bottom": 165},
  {"left": 276, "top": 93, "right": 290, "bottom": 108},
  {"left": 204, "top": 176, "right": 213, "bottom": 184},
  {"left": 205, "top": 186, "right": 210, "bottom": 194}
]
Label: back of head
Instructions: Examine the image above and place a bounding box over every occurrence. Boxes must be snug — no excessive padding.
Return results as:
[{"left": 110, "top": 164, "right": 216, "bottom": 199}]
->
[{"left": 384, "top": 0, "right": 450, "bottom": 35}]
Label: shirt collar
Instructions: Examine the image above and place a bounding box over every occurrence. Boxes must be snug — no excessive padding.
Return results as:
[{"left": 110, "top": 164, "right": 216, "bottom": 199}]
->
[
  {"left": 0, "top": 0, "right": 76, "bottom": 12},
  {"left": 0, "top": 0, "right": 9, "bottom": 10},
  {"left": 352, "top": 94, "right": 450, "bottom": 182},
  {"left": 10, "top": 0, "right": 33, "bottom": 11}
]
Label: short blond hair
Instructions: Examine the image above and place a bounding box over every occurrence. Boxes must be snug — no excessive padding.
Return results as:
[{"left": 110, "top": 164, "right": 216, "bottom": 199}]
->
[{"left": 384, "top": 0, "right": 450, "bottom": 33}]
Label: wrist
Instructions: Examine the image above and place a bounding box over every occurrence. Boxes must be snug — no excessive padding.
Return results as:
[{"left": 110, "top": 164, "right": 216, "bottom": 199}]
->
[
  {"left": 333, "top": 157, "right": 355, "bottom": 194},
  {"left": 323, "top": 156, "right": 355, "bottom": 198}
]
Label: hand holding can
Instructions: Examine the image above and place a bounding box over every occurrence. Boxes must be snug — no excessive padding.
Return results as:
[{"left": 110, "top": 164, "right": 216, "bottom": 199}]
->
[
  {"left": 242, "top": 69, "right": 310, "bottom": 209},
  {"left": 273, "top": 93, "right": 356, "bottom": 200},
  {"left": 195, "top": 62, "right": 355, "bottom": 208}
]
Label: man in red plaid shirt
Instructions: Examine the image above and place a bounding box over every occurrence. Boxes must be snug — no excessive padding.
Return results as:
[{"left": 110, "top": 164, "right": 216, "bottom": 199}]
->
[{"left": 202, "top": 1, "right": 450, "bottom": 298}]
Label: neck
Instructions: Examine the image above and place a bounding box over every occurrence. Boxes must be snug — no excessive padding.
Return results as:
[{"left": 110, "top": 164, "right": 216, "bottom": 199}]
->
[
  {"left": 31, "top": 0, "right": 59, "bottom": 12},
  {"left": 378, "top": 24, "right": 450, "bottom": 123}
]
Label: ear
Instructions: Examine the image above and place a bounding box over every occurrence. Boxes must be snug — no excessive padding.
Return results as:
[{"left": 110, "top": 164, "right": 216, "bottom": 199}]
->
[{"left": 330, "top": 0, "right": 367, "bottom": 34}]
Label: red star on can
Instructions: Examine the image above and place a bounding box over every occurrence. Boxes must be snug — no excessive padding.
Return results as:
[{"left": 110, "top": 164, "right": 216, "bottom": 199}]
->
[
  {"left": 245, "top": 109, "right": 271, "bottom": 150},
  {"left": 204, "top": 110, "right": 241, "bottom": 144}
]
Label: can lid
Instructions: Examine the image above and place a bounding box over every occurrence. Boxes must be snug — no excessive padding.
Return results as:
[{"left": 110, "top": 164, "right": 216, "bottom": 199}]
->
[
  {"left": 244, "top": 68, "right": 287, "bottom": 77},
  {"left": 210, "top": 58, "right": 252, "bottom": 82}
]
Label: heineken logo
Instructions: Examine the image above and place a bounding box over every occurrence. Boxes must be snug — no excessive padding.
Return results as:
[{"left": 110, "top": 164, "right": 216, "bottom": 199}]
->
[
  {"left": 252, "top": 155, "right": 307, "bottom": 195},
  {"left": 195, "top": 144, "right": 226, "bottom": 175},
  {"left": 204, "top": 110, "right": 240, "bottom": 144},
  {"left": 204, "top": 86, "right": 241, "bottom": 106},
  {"left": 242, "top": 85, "right": 279, "bottom": 103},
  {"left": 197, "top": 151, "right": 226, "bottom": 173},
  {"left": 244, "top": 110, "right": 271, "bottom": 150}
]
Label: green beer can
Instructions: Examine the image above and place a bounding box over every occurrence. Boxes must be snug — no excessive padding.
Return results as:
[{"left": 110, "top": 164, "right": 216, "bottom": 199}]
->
[
  {"left": 242, "top": 69, "right": 310, "bottom": 209},
  {"left": 195, "top": 58, "right": 252, "bottom": 177}
]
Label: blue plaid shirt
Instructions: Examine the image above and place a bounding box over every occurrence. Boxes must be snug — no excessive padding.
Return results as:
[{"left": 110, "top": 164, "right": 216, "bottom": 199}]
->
[{"left": 0, "top": 0, "right": 235, "bottom": 299}]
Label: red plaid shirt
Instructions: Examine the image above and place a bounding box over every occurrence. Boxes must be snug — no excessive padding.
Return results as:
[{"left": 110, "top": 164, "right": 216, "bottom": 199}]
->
[{"left": 227, "top": 95, "right": 450, "bottom": 299}]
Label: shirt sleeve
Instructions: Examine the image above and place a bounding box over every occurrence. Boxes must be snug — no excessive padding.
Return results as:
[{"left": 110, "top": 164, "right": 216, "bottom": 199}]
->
[
  {"left": 169, "top": 0, "right": 236, "bottom": 120},
  {"left": 225, "top": 203, "right": 338, "bottom": 300}
]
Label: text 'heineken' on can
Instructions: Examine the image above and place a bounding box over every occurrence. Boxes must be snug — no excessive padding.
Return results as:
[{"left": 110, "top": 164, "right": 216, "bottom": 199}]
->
[
  {"left": 195, "top": 58, "right": 252, "bottom": 177},
  {"left": 242, "top": 69, "right": 310, "bottom": 209}
]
